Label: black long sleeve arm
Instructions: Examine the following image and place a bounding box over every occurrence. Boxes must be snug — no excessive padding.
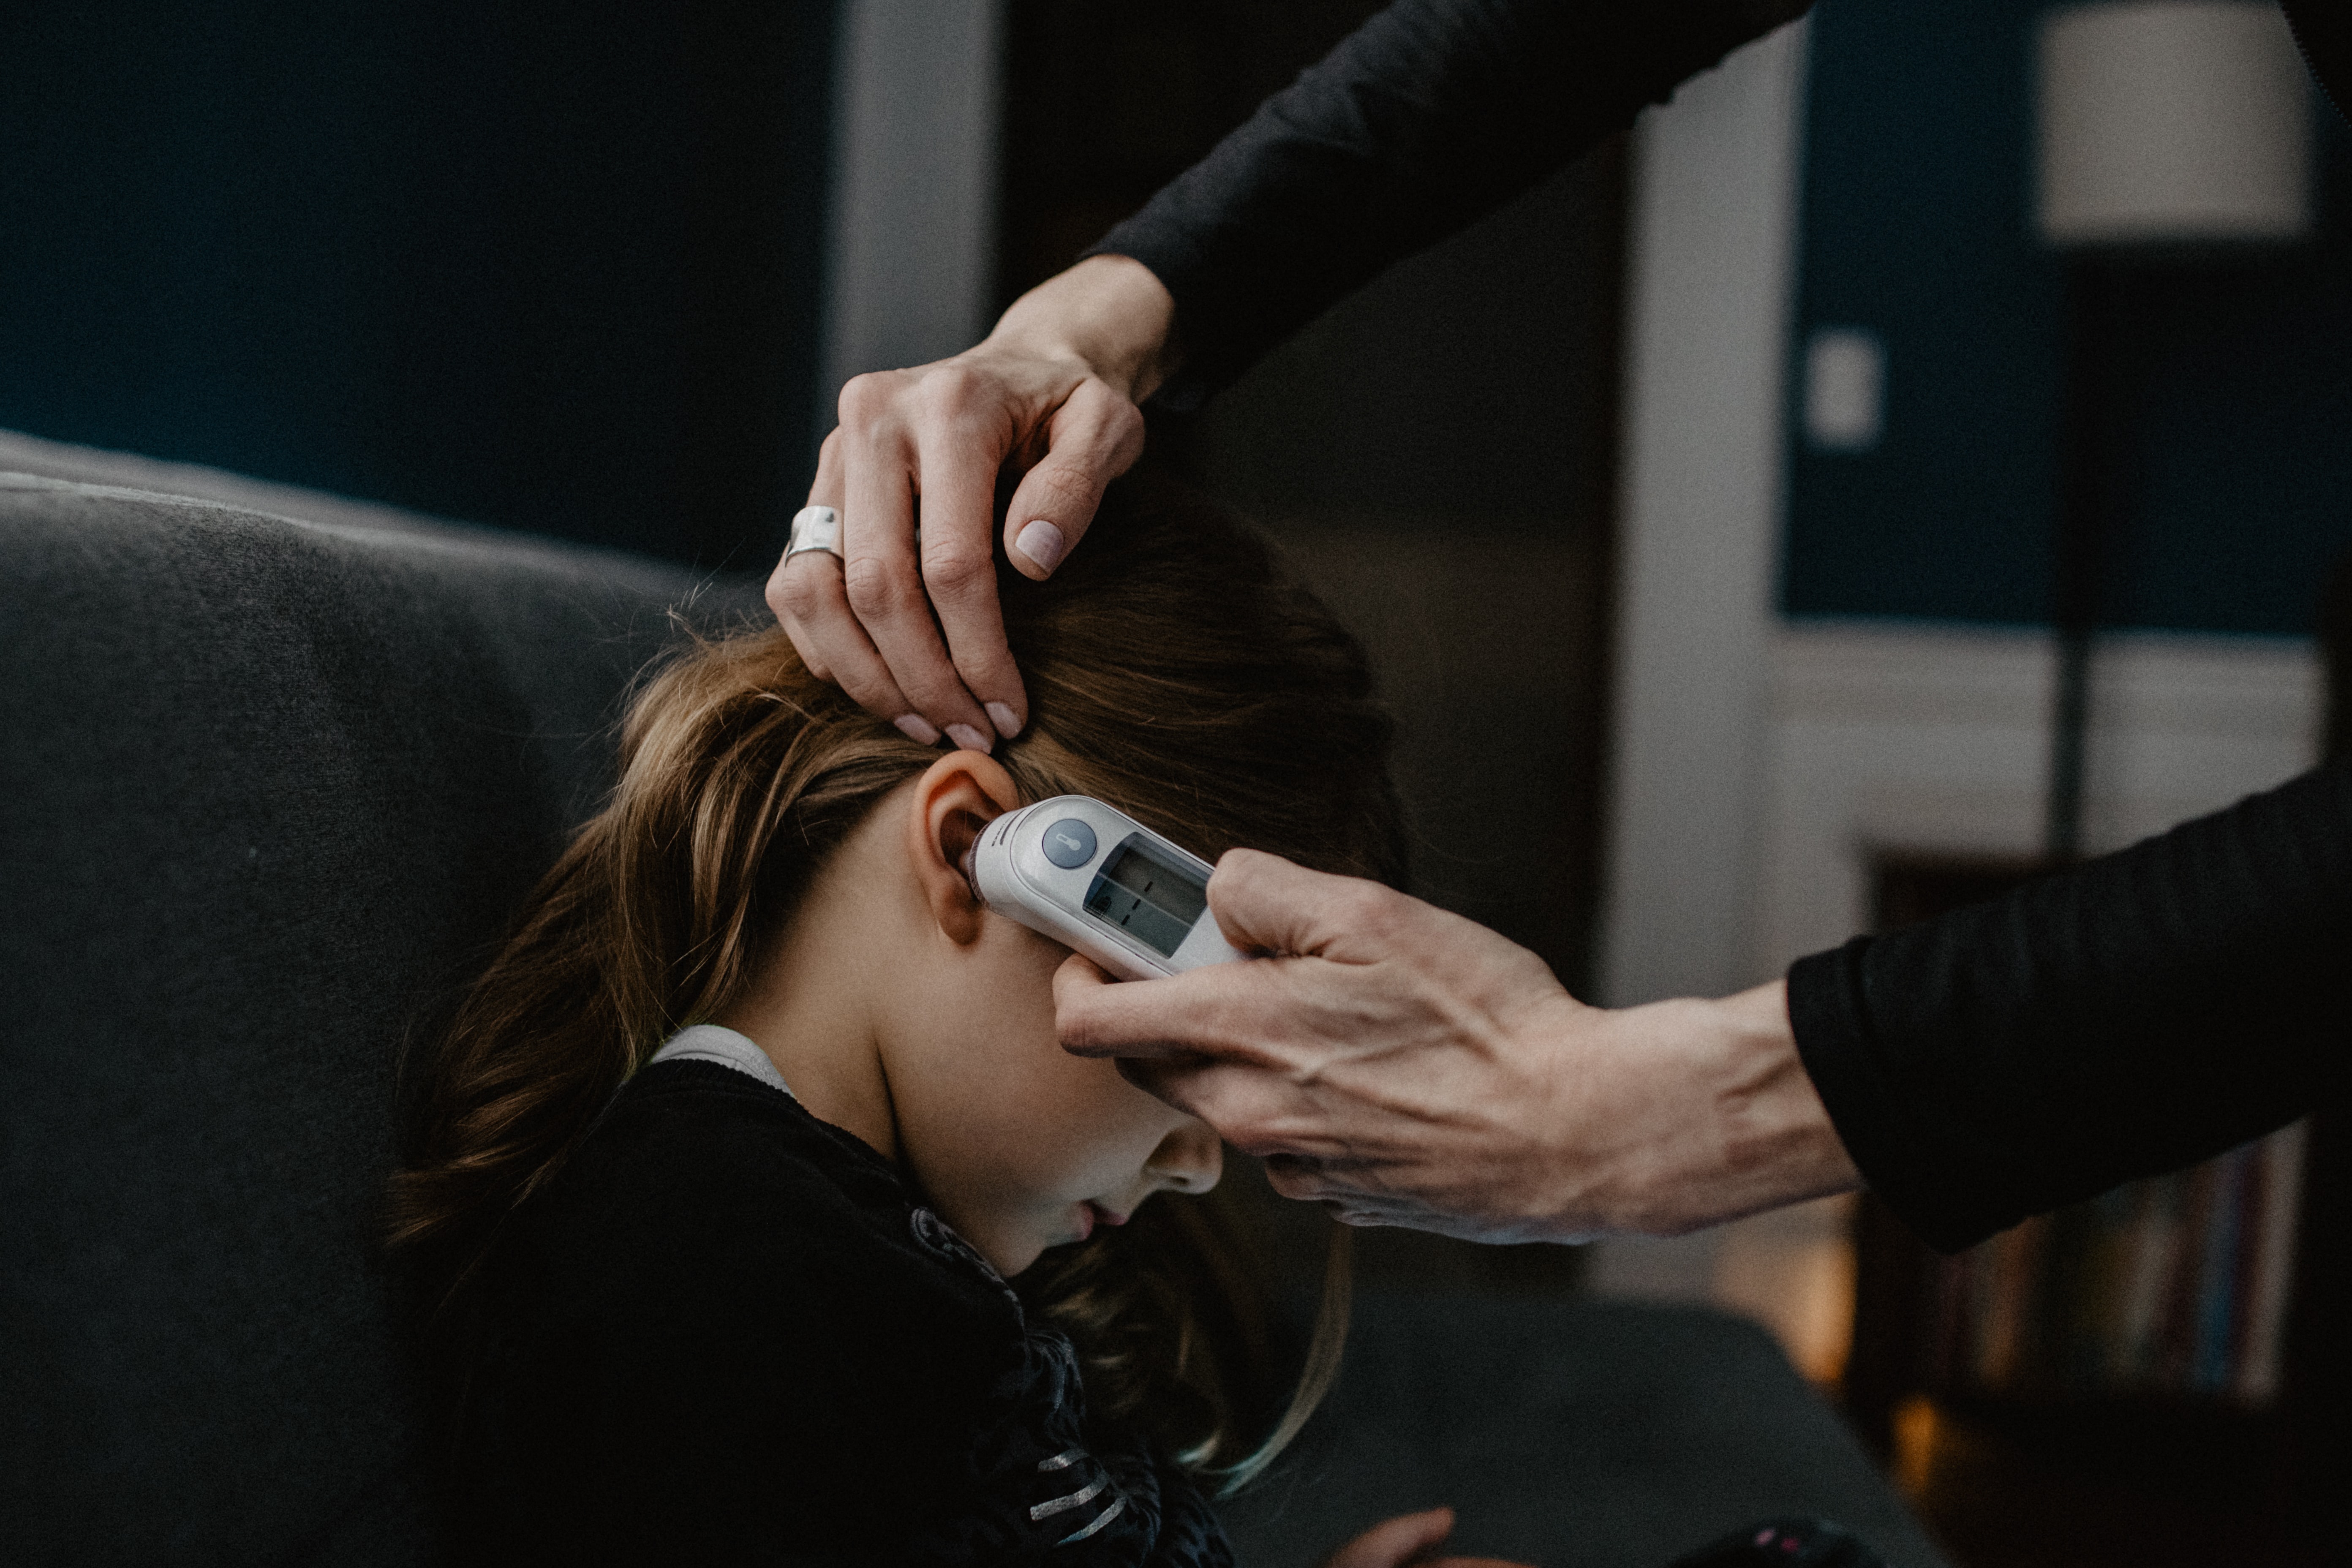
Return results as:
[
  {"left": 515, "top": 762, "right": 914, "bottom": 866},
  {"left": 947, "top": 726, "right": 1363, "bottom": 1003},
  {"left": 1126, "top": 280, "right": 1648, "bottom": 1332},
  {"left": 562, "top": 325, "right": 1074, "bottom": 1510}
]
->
[
  {"left": 1082, "top": 0, "right": 2350, "bottom": 1258},
  {"left": 1085, "top": 0, "right": 1813, "bottom": 407},
  {"left": 1789, "top": 753, "right": 2352, "bottom": 1253}
]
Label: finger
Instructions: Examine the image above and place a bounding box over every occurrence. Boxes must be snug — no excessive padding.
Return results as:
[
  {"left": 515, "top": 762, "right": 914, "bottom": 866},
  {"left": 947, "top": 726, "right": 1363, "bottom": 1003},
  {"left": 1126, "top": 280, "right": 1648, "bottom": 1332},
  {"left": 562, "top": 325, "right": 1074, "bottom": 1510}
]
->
[
  {"left": 771, "top": 427, "right": 925, "bottom": 727},
  {"left": 837, "top": 379, "right": 996, "bottom": 748},
  {"left": 1052, "top": 949, "right": 1308, "bottom": 1063},
  {"left": 773, "top": 553, "right": 928, "bottom": 732},
  {"left": 1114, "top": 1055, "right": 1290, "bottom": 1139},
  {"left": 1318, "top": 1507, "right": 1454, "bottom": 1568},
  {"left": 915, "top": 428, "right": 1028, "bottom": 741},
  {"left": 1000, "top": 378, "right": 1144, "bottom": 583},
  {"left": 1261, "top": 1152, "right": 1406, "bottom": 1206}
]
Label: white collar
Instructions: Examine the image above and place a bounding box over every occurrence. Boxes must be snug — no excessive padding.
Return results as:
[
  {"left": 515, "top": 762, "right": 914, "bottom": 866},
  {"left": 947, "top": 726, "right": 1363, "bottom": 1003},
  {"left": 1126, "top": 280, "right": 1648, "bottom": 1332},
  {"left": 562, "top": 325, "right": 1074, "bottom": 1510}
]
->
[{"left": 646, "top": 1024, "right": 795, "bottom": 1100}]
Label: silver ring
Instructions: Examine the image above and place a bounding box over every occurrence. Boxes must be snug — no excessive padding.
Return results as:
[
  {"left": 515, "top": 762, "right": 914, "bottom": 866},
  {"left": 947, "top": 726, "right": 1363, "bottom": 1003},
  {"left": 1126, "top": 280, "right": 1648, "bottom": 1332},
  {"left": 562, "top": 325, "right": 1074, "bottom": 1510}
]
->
[{"left": 785, "top": 505, "right": 841, "bottom": 564}]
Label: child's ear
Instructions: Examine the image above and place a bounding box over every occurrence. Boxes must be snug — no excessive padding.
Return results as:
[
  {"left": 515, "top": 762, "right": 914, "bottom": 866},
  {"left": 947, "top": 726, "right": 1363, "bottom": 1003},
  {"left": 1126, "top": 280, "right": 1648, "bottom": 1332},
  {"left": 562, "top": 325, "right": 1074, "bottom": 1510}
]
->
[{"left": 906, "top": 751, "right": 1021, "bottom": 944}]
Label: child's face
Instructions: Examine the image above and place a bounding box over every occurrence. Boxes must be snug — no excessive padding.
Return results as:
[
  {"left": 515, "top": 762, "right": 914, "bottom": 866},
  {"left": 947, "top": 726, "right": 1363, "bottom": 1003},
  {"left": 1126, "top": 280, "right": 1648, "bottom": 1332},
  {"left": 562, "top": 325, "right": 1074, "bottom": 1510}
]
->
[{"left": 881, "top": 906, "right": 1222, "bottom": 1278}]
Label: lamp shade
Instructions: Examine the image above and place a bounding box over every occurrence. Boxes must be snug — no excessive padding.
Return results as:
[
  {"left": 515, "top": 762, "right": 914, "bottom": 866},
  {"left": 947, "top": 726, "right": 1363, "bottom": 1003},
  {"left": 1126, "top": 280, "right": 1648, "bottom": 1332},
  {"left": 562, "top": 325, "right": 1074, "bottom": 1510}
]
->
[{"left": 2037, "top": 0, "right": 2312, "bottom": 247}]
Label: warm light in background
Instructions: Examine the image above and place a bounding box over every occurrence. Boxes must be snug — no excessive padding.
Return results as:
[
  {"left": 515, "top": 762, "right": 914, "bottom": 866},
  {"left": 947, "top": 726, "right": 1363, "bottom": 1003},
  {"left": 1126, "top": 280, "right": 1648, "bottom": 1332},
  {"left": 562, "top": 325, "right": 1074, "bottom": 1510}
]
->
[{"left": 1710, "top": 1195, "right": 1859, "bottom": 1386}]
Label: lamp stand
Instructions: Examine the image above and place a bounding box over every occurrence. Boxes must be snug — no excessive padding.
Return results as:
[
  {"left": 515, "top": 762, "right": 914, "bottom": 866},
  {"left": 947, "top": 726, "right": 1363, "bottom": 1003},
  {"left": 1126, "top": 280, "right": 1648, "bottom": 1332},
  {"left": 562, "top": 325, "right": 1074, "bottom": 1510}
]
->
[{"left": 2044, "top": 258, "right": 2118, "bottom": 865}]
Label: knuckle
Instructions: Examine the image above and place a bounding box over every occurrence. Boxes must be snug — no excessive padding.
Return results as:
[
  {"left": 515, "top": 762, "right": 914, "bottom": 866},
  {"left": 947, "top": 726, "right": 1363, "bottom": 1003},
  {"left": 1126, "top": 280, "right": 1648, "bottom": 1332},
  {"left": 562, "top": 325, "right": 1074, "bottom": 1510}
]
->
[
  {"left": 772, "top": 565, "right": 831, "bottom": 621},
  {"left": 1097, "top": 393, "right": 1145, "bottom": 448},
  {"left": 841, "top": 555, "right": 912, "bottom": 619},
  {"left": 1070, "top": 382, "right": 1146, "bottom": 458},
  {"left": 921, "top": 545, "right": 994, "bottom": 601},
  {"left": 915, "top": 362, "right": 983, "bottom": 416},
  {"left": 1215, "top": 846, "right": 1268, "bottom": 888},
  {"left": 836, "top": 372, "right": 903, "bottom": 426},
  {"left": 1333, "top": 880, "right": 1394, "bottom": 932}
]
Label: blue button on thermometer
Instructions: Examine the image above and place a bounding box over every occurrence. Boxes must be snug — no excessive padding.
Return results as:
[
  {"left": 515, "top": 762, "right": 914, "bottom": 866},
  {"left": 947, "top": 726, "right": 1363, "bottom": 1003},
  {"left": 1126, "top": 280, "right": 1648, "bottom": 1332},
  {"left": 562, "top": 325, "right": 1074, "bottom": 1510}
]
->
[
  {"left": 967, "top": 795, "right": 1244, "bottom": 980},
  {"left": 1040, "top": 817, "right": 1096, "bottom": 868}
]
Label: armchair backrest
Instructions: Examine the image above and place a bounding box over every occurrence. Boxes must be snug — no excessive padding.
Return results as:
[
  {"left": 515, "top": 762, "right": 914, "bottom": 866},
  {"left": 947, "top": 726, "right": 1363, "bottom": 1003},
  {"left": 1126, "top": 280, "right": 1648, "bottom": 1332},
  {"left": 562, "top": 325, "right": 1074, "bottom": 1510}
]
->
[{"left": 0, "top": 466, "right": 756, "bottom": 1565}]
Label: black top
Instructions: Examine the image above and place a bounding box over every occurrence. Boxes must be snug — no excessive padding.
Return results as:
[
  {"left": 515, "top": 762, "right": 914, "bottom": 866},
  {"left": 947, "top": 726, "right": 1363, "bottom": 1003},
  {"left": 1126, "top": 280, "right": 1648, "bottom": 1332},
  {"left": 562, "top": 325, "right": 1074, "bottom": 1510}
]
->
[
  {"left": 1084, "top": 0, "right": 2351, "bottom": 1253},
  {"left": 1087, "top": 0, "right": 1812, "bottom": 408},
  {"left": 1791, "top": 754, "right": 2352, "bottom": 1252},
  {"left": 446, "top": 1059, "right": 1229, "bottom": 1566}
]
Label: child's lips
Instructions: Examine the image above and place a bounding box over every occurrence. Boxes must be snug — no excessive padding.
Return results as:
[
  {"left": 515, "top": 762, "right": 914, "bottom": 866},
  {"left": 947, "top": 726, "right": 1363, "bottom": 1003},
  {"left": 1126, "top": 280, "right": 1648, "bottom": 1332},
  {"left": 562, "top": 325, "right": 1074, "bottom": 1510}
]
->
[{"left": 1076, "top": 1200, "right": 1130, "bottom": 1241}]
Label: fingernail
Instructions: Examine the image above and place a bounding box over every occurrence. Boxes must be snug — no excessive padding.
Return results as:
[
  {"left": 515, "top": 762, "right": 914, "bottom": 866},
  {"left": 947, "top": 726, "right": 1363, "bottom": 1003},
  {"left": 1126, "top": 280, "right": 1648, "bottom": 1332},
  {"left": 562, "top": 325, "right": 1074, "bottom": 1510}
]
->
[
  {"left": 893, "top": 714, "right": 942, "bottom": 746},
  {"left": 1014, "top": 519, "right": 1066, "bottom": 573},
  {"left": 985, "top": 701, "right": 1022, "bottom": 739},
  {"left": 945, "top": 722, "right": 992, "bottom": 753}
]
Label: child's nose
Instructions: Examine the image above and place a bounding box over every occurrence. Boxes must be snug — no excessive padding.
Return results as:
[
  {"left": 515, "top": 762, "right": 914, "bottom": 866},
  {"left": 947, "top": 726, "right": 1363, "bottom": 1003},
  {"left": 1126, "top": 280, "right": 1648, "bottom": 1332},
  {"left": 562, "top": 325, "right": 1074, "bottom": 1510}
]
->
[{"left": 1145, "top": 1120, "right": 1223, "bottom": 1194}]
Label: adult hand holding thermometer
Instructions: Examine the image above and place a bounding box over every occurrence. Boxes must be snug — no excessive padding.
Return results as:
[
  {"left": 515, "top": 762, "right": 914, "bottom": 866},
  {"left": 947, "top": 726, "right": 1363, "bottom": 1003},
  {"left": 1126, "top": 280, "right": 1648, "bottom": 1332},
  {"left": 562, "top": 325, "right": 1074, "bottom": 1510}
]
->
[{"left": 1050, "top": 846, "right": 1860, "bottom": 1246}]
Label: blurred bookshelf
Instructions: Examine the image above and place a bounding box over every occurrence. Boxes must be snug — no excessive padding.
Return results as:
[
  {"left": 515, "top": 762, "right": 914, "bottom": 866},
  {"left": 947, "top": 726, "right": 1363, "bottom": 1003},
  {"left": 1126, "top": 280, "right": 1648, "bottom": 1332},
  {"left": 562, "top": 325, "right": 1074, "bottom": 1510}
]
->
[
  {"left": 1914, "top": 1123, "right": 2305, "bottom": 1410},
  {"left": 1836, "top": 558, "right": 2352, "bottom": 1567},
  {"left": 1842, "top": 852, "right": 2345, "bottom": 1568}
]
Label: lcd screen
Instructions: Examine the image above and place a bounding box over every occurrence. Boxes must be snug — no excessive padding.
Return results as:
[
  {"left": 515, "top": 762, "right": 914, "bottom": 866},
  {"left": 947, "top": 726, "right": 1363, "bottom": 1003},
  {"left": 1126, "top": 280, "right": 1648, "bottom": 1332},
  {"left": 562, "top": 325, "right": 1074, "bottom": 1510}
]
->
[{"left": 1083, "top": 838, "right": 1209, "bottom": 958}]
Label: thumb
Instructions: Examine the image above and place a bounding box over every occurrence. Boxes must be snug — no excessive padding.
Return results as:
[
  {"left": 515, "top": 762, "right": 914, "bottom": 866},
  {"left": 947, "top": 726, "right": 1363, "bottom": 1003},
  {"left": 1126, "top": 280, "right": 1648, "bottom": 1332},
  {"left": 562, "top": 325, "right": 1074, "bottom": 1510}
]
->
[
  {"left": 1320, "top": 1507, "right": 1456, "bottom": 1568},
  {"left": 1001, "top": 379, "right": 1142, "bottom": 580},
  {"left": 1206, "top": 849, "right": 1399, "bottom": 963}
]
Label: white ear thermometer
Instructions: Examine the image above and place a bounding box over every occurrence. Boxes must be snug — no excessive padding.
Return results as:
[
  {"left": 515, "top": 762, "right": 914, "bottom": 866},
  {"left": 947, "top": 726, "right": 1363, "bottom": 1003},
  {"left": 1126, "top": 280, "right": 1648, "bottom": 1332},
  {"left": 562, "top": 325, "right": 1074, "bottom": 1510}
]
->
[{"left": 966, "top": 795, "right": 1244, "bottom": 980}]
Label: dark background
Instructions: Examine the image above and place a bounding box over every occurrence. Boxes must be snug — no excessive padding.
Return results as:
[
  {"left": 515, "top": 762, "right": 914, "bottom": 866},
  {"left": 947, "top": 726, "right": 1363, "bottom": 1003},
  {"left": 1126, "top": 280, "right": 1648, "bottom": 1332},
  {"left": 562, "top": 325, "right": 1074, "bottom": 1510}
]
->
[
  {"left": 0, "top": 0, "right": 834, "bottom": 569},
  {"left": 1786, "top": 0, "right": 2352, "bottom": 636}
]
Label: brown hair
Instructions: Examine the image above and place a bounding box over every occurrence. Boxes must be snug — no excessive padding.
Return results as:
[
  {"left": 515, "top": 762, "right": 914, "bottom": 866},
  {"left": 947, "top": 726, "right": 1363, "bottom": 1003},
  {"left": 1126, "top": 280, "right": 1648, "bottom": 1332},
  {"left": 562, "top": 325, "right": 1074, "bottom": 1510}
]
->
[{"left": 389, "top": 468, "right": 1402, "bottom": 1487}]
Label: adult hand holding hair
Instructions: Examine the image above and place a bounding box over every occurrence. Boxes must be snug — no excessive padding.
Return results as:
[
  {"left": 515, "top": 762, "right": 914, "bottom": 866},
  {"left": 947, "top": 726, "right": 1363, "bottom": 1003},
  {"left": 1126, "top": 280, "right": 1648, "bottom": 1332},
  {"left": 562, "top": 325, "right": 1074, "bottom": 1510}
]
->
[
  {"left": 769, "top": 255, "right": 1176, "bottom": 750},
  {"left": 1057, "top": 852, "right": 1862, "bottom": 1243}
]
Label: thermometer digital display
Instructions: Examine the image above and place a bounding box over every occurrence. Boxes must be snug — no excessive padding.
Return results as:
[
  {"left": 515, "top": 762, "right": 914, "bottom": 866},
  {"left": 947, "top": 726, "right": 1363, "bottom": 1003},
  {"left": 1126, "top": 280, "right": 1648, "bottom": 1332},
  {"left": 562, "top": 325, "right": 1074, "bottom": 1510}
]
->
[{"left": 966, "top": 795, "right": 1243, "bottom": 980}]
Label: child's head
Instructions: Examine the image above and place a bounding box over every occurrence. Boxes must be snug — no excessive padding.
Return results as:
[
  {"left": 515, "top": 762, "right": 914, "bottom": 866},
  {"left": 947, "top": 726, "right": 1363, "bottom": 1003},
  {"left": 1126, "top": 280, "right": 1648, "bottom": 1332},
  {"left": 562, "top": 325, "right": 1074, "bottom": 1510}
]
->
[
  {"left": 713, "top": 746, "right": 1230, "bottom": 1278},
  {"left": 394, "top": 468, "right": 1402, "bottom": 1477}
]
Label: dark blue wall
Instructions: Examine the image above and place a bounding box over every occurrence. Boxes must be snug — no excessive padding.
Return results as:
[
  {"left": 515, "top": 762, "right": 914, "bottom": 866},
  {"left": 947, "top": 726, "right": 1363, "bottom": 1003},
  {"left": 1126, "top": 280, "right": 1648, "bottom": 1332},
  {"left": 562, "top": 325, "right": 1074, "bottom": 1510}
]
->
[
  {"left": 0, "top": 2, "right": 835, "bottom": 568},
  {"left": 1784, "top": 0, "right": 2352, "bottom": 637}
]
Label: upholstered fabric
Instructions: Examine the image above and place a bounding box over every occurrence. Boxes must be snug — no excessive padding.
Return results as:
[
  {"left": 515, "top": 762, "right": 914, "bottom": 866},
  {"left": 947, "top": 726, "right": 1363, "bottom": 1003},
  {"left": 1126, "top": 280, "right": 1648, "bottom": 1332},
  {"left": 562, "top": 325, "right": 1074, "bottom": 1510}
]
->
[
  {"left": 0, "top": 465, "right": 761, "bottom": 1565},
  {"left": 1223, "top": 1295, "right": 1946, "bottom": 1567}
]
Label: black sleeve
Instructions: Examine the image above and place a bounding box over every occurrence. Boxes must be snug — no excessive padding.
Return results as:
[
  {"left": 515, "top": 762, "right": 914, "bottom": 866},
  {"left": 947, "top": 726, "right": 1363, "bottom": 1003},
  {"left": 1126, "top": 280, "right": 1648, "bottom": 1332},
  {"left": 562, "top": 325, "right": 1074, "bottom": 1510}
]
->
[
  {"left": 1788, "top": 753, "right": 2352, "bottom": 1253},
  {"left": 1084, "top": 0, "right": 1813, "bottom": 406}
]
